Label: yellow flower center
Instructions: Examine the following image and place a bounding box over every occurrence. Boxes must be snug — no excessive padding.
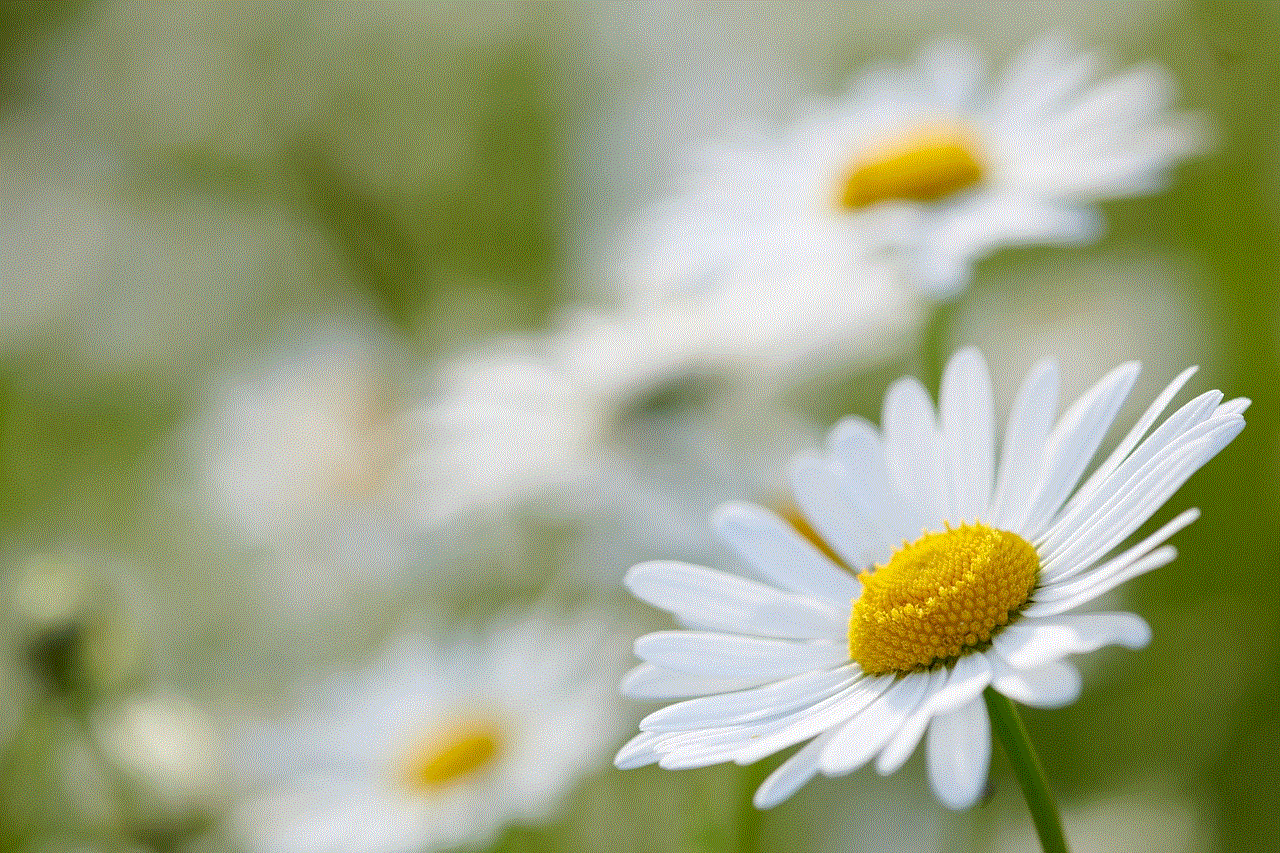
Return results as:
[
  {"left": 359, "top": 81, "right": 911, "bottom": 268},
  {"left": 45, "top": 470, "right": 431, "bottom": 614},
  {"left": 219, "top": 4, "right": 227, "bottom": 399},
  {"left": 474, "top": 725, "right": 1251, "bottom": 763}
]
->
[
  {"left": 848, "top": 523, "right": 1038, "bottom": 675},
  {"left": 399, "top": 720, "right": 505, "bottom": 792},
  {"left": 837, "top": 124, "right": 986, "bottom": 211}
]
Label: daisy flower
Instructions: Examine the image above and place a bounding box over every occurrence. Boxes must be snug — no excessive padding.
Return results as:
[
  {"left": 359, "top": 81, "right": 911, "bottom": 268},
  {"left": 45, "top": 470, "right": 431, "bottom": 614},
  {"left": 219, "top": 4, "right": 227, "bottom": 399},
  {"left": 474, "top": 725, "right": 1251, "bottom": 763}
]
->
[
  {"left": 409, "top": 265, "right": 915, "bottom": 529},
  {"left": 191, "top": 322, "right": 417, "bottom": 609},
  {"left": 617, "top": 348, "right": 1245, "bottom": 810},
  {"left": 234, "top": 612, "right": 626, "bottom": 853},
  {"left": 623, "top": 35, "right": 1206, "bottom": 301}
]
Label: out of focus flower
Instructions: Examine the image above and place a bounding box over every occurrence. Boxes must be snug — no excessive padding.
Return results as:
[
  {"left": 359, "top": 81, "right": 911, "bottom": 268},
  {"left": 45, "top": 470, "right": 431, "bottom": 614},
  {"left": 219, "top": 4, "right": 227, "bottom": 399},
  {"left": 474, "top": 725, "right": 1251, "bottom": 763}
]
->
[
  {"left": 568, "top": 413, "right": 824, "bottom": 580},
  {"left": 408, "top": 261, "right": 916, "bottom": 528},
  {"left": 617, "top": 349, "right": 1244, "bottom": 809},
  {"left": 190, "top": 322, "right": 418, "bottom": 609},
  {"left": 233, "top": 612, "right": 626, "bottom": 853},
  {"left": 94, "top": 692, "right": 226, "bottom": 836},
  {"left": 622, "top": 35, "right": 1206, "bottom": 301}
]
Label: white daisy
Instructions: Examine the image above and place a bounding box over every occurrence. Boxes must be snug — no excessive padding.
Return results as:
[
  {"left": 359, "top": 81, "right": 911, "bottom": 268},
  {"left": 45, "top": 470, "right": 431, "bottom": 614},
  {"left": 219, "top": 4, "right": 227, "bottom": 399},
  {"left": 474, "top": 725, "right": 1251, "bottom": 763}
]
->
[
  {"left": 408, "top": 264, "right": 916, "bottom": 529},
  {"left": 622, "top": 35, "right": 1206, "bottom": 301},
  {"left": 191, "top": 322, "right": 417, "bottom": 609},
  {"left": 234, "top": 612, "right": 626, "bottom": 853},
  {"left": 617, "top": 348, "right": 1245, "bottom": 810}
]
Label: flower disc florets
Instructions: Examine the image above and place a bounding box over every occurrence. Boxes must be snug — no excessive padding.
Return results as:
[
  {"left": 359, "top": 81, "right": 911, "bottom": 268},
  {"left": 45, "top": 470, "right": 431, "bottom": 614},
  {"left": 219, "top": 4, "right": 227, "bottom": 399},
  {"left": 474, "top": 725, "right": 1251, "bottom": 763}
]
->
[{"left": 849, "top": 522, "right": 1039, "bottom": 675}]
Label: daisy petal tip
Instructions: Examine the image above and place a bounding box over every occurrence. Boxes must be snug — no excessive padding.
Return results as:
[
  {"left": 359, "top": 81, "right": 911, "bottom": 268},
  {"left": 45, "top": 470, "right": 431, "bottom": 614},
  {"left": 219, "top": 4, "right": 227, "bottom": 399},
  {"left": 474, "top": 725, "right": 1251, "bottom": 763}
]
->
[
  {"left": 711, "top": 500, "right": 764, "bottom": 531},
  {"left": 1123, "top": 616, "right": 1153, "bottom": 650},
  {"left": 752, "top": 789, "right": 784, "bottom": 810}
]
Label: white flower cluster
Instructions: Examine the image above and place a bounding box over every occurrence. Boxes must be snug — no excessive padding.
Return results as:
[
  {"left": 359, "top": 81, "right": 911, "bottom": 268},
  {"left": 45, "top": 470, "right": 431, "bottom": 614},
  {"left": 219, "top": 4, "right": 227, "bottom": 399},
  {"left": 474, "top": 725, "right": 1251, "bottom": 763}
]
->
[{"left": 183, "top": 30, "right": 1227, "bottom": 853}]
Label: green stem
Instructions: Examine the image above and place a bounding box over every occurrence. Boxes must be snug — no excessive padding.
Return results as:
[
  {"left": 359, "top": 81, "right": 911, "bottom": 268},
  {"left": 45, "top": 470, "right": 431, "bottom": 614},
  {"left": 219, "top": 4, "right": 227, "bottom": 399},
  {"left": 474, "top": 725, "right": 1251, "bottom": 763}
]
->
[{"left": 984, "top": 689, "right": 1070, "bottom": 853}]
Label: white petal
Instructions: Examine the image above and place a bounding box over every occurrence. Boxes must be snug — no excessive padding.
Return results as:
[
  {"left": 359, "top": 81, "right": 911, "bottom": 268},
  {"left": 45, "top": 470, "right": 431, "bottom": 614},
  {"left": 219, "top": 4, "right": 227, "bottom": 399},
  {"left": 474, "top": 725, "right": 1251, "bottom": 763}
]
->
[
  {"left": 1038, "top": 415, "right": 1243, "bottom": 579},
  {"left": 819, "top": 671, "right": 932, "bottom": 775},
  {"left": 926, "top": 698, "right": 991, "bottom": 810},
  {"left": 874, "top": 667, "right": 949, "bottom": 775},
  {"left": 988, "top": 655, "right": 1082, "bottom": 709},
  {"left": 639, "top": 665, "right": 859, "bottom": 733},
  {"left": 615, "top": 731, "right": 663, "bottom": 768},
  {"left": 713, "top": 502, "right": 862, "bottom": 604},
  {"left": 753, "top": 732, "right": 830, "bottom": 809},
  {"left": 634, "top": 631, "right": 849, "bottom": 680},
  {"left": 827, "top": 416, "right": 924, "bottom": 548},
  {"left": 876, "top": 654, "right": 993, "bottom": 776},
  {"left": 1020, "top": 361, "right": 1140, "bottom": 539},
  {"left": 1024, "top": 545, "right": 1177, "bottom": 618},
  {"left": 989, "top": 359, "right": 1059, "bottom": 529},
  {"left": 790, "top": 456, "right": 881, "bottom": 571},
  {"left": 940, "top": 347, "right": 995, "bottom": 524},
  {"left": 625, "top": 561, "right": 844, "bottom": 639},
  {"left": 992, "top": 612, "right": 1151, "bottom": 670},
  {"left": 1054, "top": 366, "right": 1198, "bottom": 520},
  {"left": 657, "top": 674, "right": 894, "bottom": 769},
  {"left": 1038, "top": 507, "right": 1197, "bottom": 593},
  {"left": 620, "top": 663, "right": 768, "bottom": 699},
  {"left": 881, "top": 376, "right": 949, "bottom": 523},
  {"left": 1039, "top": 389, "right": 1221, "bottom": 561}
]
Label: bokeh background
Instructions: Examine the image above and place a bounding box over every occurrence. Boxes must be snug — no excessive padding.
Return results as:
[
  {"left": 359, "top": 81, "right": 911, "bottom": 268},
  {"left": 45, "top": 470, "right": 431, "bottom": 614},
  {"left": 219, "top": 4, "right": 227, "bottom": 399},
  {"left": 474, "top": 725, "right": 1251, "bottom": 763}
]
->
[{"left": 2, "top": 2, "right": 1277, "bottom": 852}]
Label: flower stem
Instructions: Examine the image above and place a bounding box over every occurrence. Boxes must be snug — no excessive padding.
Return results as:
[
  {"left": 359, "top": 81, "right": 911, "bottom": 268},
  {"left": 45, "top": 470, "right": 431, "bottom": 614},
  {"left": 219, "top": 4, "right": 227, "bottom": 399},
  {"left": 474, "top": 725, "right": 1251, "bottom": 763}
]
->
[{"left": 984, "top": 689, "right": 1070, "bottom": 853}]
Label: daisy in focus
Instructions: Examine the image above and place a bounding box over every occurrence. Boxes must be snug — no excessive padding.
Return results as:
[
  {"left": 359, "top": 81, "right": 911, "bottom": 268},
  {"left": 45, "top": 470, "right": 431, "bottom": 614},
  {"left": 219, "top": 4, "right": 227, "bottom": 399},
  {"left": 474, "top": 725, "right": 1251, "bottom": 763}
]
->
[
  {"left": 623, "top": 35, "right": 1206, "bottom": 301},
  {"left": 617, "top": 348, "right": 1245, "bottom": 809},
  {"left": 234, "top": 612, "right": 626, "bottom": 853}
]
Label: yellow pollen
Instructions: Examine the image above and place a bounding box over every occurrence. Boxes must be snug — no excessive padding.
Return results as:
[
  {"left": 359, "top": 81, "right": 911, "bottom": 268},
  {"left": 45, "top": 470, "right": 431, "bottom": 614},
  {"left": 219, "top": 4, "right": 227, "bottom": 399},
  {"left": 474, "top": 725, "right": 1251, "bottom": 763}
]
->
[
  {"left": 399, "top": 720, "right": 504, "bottom": 792},
  {"left": 848, "top": 523, "right": 1038, "bottom": 675},
  {"left": 837, "top": 124, "right": 986, "bottom": 211}
]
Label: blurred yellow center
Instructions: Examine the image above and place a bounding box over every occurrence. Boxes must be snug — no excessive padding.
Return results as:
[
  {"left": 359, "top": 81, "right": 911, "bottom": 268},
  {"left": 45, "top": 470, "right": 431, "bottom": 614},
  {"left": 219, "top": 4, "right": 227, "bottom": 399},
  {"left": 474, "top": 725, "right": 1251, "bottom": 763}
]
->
[
  {"left": 848, "top": 523, "right": 1038, "bottom": 675},
  {"left": 400, "top": 721, "right": 504, "bottom": 792},
  {"left": 837, "top": 124, "right": 985, "bottom": 211}
]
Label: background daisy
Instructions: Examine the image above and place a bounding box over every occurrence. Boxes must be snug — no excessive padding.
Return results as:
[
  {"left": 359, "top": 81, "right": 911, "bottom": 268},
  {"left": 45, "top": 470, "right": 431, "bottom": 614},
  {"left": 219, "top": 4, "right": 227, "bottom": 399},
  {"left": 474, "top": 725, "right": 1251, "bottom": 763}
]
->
[
  {"left": 234, "top": 611, "right": 627, "bottom": 853},
  {"left": 621, "top": 35, "right": 1206, "bottom": 301}
]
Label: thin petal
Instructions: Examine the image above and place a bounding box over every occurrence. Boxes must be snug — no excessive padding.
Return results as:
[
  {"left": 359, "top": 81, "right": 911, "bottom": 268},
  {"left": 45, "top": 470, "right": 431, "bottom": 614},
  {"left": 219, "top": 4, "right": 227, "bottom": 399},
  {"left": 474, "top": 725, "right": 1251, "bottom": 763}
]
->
[
  {"left": 753, "top": 732, "right": 831, "bottom": 809},
  {"left": 876, "top": 654, "right": 993, "bottom": 776},
  {"left": 819, "top": 671, "right": 932, "bottom": 775},
  {"left": 634, "top": 631, "right": 849, "bottom": 680},
  {"left": 926, "top": 698, "right": 991, "bottom": 809},
  {"left": 991, "top": 612, "right": 1151, "bottom": 670},
  {"left": 714, "top": 502, "right": 862, "bottom": 603},
  {"left": 989, "top": 359, "right": 1059, "bottom": 529},
  {"left": 615, "top": 732, "right": 663, "bottom": 768},
  {"left": 625, "top": 561, "right": 845, "bottom": 639},
  {"left": 940, "top": 347, "right": 995, "bottom": 523},
  {"left": 639, "top": 665, "right": 859, "bottom": 733},
  {"left": 1020, "top": 361, "right": 1140, "bottom": 539},
  {"left": 882, "top": 376, "right": 949, "bottom": 523},
  {"left": 620, "top": 663, "right": 769, "bottom": 699}
]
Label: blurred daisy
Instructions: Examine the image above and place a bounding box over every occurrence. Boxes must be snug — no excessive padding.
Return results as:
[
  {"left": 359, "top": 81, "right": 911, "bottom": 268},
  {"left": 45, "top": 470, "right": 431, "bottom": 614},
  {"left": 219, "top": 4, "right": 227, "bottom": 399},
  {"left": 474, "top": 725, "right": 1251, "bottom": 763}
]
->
[
  {"left": 234, "top": 612, "right": 625, "bottom": 853},
  {"left": 409, "top": 268, "right": 916, "bottom": 527},
  {"left": 623, "top": 35, "right": 1206, "bottom": 300},
  {"left": 617, "top": 348, "right": 1245, "bottom": 809},
  {"left": 192, "top": 322, "right": 416, "bottom": 609}
]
